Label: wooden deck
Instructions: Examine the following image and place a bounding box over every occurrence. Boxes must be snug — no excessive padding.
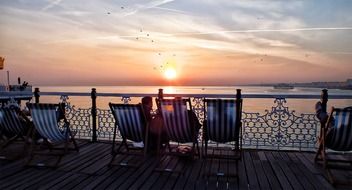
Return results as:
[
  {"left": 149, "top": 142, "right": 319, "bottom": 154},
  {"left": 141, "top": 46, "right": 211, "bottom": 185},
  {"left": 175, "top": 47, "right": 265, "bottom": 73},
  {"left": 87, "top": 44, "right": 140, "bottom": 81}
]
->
[{"left": 0, "top": 141, "right": 351, "bottom": 190}]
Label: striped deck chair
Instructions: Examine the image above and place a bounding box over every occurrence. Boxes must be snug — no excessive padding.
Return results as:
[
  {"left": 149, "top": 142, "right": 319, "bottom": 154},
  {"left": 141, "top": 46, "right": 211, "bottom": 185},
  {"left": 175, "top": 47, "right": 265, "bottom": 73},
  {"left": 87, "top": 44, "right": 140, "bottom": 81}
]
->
[
  {"left": 0, "top": 107, "right": 31, "bottom": 156},
  {"left": 203, "top": 96, "right": 243, "bottom": 178},
  {"left": 26, "top": 103, "right": 79, "bottom": 167},
  {"left": 109, "top": 103, "right": 149, "bottom": 167},
  {"left": 158, "top": 98, "right": 200, "bottom": 161},
  {"left": 315, "top": 106, "right": 352, "bottom": 184}
]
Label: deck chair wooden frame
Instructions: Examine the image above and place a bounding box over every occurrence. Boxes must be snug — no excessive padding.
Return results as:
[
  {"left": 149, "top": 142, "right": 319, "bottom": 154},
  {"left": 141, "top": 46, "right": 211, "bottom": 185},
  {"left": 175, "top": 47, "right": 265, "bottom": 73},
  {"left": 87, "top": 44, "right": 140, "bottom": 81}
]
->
[
  {"left": 156, "top": 98, "right": 200, "bottom": 173},
  {"left": 26, "top": 103, "right": 79, "bottom": 168},
  {"left": 109, "top": 103, "right": 149, "bottom": 167},
  {"left": 202, "top": 95, "right": 243, "bottom": 179},
  {"left": 315, "top": 106, "right": 352, "bottom": 185},
  {"left": 0, "top": 107, "right": 32, "bottom": 157}
]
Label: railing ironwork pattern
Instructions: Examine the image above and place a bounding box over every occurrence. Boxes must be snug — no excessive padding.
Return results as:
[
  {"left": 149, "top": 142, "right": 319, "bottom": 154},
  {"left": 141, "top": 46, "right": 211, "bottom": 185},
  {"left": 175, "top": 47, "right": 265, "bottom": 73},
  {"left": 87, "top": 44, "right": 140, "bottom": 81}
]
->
[
  {"left": 97, "top": 109, "right": 116, "bottom": 141},
  {"left": 12, "top": 90, "right": 347, "bottom": 151},
  {"left": 242, "top": 98, "right": 319, "bottom": 151},
  {"left": 92, "top": 96, "right": 321, "bottom": 150},
  {"left": 60, "top": 95, "right": 92, "bottom": 139}
]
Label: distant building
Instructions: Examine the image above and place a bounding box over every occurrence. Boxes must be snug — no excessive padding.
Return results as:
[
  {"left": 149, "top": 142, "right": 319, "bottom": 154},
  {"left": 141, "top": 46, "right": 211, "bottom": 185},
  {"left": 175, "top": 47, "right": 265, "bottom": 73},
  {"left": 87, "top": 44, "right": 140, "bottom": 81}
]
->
[{"left": 347, "top": 79, "right": 352, "bottom": 85}]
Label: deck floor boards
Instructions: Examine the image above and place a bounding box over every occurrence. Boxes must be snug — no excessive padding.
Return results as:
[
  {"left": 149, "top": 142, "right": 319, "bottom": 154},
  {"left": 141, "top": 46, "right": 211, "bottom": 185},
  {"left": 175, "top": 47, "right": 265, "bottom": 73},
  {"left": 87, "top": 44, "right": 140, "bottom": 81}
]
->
[{"left": 0, "top": 141, "right": 351, "bottom": 190}]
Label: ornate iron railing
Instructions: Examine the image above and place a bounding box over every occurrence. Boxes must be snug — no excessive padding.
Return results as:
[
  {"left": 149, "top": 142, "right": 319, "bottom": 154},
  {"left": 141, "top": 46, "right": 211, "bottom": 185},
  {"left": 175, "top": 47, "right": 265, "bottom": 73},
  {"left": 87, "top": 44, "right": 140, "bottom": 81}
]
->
[
  {"left": 242, "top": 98, "right": 318, "bottom": 151},
  {"left": 9, "top": 89, "right": 352, "bottom": 151}
]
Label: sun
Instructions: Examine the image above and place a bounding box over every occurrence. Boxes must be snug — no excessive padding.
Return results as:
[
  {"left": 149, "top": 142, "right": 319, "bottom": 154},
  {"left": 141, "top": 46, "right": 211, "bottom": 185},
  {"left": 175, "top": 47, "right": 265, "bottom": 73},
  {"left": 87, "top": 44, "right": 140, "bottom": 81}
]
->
[{"left": 164, "top": 67, "right": 177, "bottom": 80}]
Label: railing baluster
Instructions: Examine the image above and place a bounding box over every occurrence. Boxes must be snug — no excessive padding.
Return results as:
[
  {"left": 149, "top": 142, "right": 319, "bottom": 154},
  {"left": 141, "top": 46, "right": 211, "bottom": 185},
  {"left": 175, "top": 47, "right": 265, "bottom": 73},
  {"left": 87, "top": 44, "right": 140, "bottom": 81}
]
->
[
  {"left": 321, "top": 89, "right": 328, "bottom": 114},
  {"left": 91, "top": 88, "right": 97, "bottom": 142},
  {"left": 34, "top": 87, "right": 40, "bottom": 103}
]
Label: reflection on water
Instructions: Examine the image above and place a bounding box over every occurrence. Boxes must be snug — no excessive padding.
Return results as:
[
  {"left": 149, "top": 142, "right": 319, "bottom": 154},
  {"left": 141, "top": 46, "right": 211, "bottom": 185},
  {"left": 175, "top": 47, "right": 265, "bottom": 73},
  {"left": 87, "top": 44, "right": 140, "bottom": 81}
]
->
[
  {"left": 37, "top": 86, "right": 352, "bottom": 113},
  {"left": 164, "top": 86, "right": 176, "bottom": 94}
]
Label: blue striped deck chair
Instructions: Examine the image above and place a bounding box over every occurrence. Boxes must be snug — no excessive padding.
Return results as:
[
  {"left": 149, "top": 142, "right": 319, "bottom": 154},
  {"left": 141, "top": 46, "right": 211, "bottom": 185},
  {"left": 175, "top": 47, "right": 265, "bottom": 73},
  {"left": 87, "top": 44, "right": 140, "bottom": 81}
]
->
[
  {"left": 26, "top": 103, "right": 79, "bottom": 167},
  {"left": 315, "top": 106, "right": 352, "bottom": 184},
  {"left": 109, "top": 103, "right": 149, "bottom": 167},
  {"left": 0, "top": 107, "right": 31, "bottom": 156},
  {"left": 202, "top": 92, "right": 243, "bottom": 178},
  {"left": 158, "top": 98, "right": 200, "bottom": 161}
]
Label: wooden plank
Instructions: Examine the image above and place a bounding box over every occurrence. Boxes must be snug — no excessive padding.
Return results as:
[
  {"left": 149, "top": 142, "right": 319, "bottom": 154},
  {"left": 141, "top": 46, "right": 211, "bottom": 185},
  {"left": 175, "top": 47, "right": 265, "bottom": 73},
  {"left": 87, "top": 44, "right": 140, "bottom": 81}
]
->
[
  {"left": 3, "top": 142, "right": 352, "bottom": 190},
  {"left": 261, "top": 160, "right": 281, "bottom": 189},
  {"left": 257, "top": 151, "right": 267, "bottom": 161},
  {"left": 237, "top": 153, "right": 249, "bottom": 190},
  {"left": 0, "top": 159, "right": 29, "bottom": 179},
  {"left": 58, "top": 143, "right": 109, "bottom": 172},
  {"left": 223, "top": 149, "right": 238, "bottom": 190},
  {"left": 37, "top": 172, "right": 75, "bottom": 190},
  {"left": 74, "top": 173, "right": 115, "bottom": 190},
  {"left": 251, "top": 151, "right": 271, "bottom": 189},
  {"left": 140, "top": 170, "right": 161, "bottom": 189},
  {"left": 265, "top": 151, "right": 293, "bottom": 190},
  {"left": 152, "top": 155, "right": 174, "bottom": 189},
  {"left": 69, "top": 147, "right": 110, "bottom": 173},
  {"left": 46, "top": 173, "right": 84, "bottom": 190},
  {"left": 272, "top": 152, "right": 304, "bottom": 190},
  {"left": 172, "top": 160, "right": 194, "bottom": 189},
  {"left": 315, "top": 175, "right": 335, "bottom": 190},
  {"left": 207, "top": 148, "right": 219, "bottom": 189},
  {"left": 117, "top": 156, "right": 157, "bottom": 189},
  {"left": 80, "top": 152, "right": 111, "bottom": 174},
  {"left": 294, "top": 152, "right": 322, "bottom": 174},
  {"left": 256, "top": 151, "right": 281, "bottom": 189},
  {"left": 243, "top": 151, "right": 260, "bottom": 189},
  {"left": 184, "top": 159, "right": 204, "bottom": 190},
  {"left": 282, "top": 152, "right": 314, "bottom": 190},
  {"left": 24, "top": 170, "right": 68, "bottom": 190},
  {"left": 163, "top": 157, "right": 191, "bottom": 189},
  {"left": 127, "top": 158, "right": 160, "bottom": 189},
  {"left": 135, "top": 154, "right": 171, "bottom": 189},
  {"left": 287, "top": 152, "right": 328, "bottom": 190},
  {"left": 60, "top": 174, "right": 90, "bottom": 190},
  {"left": 71, "top": 176, "right": 96, "bottom": 190},
  {"left": 94, "top": 167, "right": 130, "bottom": 189},
  {"left": 25, "top": 140, "right": 88, "bottom": 168},
  {"left": 105, "top": 167, "right": 136, "bottom": 189},
  {"left": 2, "top": 169, "right": 48, "bottom": 189},
  {"left": 227, "top": 159, "right": 239, "bottom": 190}
]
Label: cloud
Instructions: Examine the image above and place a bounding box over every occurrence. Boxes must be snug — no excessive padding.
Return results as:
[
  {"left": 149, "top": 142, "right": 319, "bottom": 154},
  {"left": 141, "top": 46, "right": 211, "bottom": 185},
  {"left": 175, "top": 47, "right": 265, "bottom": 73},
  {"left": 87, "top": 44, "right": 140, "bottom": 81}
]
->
[
  {"left": 122, "top": 0, "right": 176, "bottom": 17},
  {"left": 42, "top": 0, "right": 63, "bottom": 11}
]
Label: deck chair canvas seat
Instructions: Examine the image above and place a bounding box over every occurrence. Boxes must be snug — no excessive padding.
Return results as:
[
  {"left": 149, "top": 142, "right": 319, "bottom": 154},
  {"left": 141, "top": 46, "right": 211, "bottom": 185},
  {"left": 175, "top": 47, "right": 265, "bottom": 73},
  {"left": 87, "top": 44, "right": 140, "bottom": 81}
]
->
[
  {"left": 315, "top": 106, "right": 352, "bottom": 185},
  {"left": 157, "top": 98, "right": 200, "bottom": 172},
  {"left": 109, "top": 103, "right": 149, "bottom": 167},
  {"left": 26, "top": 103, "right": 79, "bottom": 167},
  {"left": 0, "top": 107, "right": 31, "bottom": 157},
  {"left": 202, "top": 91, "right": 243, "bottom": 178}
]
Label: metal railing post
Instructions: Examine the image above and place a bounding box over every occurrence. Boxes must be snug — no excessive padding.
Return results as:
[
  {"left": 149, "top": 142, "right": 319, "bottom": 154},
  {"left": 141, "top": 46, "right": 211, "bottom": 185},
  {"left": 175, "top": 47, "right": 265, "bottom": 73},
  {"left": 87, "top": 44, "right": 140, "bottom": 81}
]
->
[
  {"left": 321, "top": 89, "right": 328, "bottom": 114},
  {"left": 158, "top": 88, "right": 164, "bottom": 99},
  {"left": 91, "top": 88, "right": 97, "bottom": 142},
  {"left": 34, "top": 88, "right": 40, "bottom": 103},
  {"left": 236, "top": 89, "right": 242, "bottom": 149}
]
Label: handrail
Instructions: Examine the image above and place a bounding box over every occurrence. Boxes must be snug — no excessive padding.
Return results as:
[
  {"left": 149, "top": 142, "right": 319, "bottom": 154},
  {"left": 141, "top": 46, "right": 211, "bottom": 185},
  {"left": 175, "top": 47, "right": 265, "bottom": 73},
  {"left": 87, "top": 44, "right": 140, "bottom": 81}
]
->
[{"left": 35, "top": 91, "right": 352, "bottom": 99}]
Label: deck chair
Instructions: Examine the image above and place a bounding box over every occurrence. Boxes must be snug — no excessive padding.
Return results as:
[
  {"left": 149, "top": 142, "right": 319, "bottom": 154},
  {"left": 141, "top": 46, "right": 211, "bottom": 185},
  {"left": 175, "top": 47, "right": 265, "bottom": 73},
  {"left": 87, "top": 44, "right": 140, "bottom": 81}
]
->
[
  {"left": 26, "top": 103, "right": 79, "bottom": 167},
  {"left": 109, "top": 103, "right": 149, "bottom": 167},
  {"left": 0, "top": 107, "right": 32, "bottom": 157},
  {"left": 202, "top": 97, "right": 243, "bottom": 178},
  {"left": 315, "top": 106, "right": 352, "bottom": 185},
  {"left": 158, "top": 98, "right": 200, "bottom": 165}
]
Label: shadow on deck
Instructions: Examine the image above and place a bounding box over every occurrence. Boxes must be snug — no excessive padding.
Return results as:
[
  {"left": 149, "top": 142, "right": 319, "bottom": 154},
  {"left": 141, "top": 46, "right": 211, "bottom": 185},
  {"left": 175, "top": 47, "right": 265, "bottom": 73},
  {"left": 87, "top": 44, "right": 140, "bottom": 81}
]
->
[{"left": 0, "top": 141, "right": 351, "bottom": 190}]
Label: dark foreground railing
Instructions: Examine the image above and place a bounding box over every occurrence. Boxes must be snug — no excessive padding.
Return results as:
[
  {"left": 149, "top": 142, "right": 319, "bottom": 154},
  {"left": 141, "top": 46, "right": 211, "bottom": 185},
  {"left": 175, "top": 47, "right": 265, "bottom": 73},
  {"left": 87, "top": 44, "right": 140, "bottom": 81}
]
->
[{"left": 5, "top": 88, "right": 352, "bottom": 151}]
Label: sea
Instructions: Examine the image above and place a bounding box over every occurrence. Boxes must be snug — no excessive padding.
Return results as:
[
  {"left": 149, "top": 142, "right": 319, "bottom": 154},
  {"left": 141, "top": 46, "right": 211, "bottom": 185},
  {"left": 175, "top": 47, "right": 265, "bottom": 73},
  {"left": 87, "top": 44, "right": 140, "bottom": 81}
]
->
[{"left": 37, "top": 86, "right": 352, "bottom": 114}]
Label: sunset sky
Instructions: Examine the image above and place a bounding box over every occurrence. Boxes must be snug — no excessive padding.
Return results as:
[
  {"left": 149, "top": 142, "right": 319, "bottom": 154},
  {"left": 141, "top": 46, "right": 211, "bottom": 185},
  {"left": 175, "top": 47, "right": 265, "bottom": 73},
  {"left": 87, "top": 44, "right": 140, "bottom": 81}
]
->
[{"left": 0, "top": 0, "right": 351, "bottom": 86}]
